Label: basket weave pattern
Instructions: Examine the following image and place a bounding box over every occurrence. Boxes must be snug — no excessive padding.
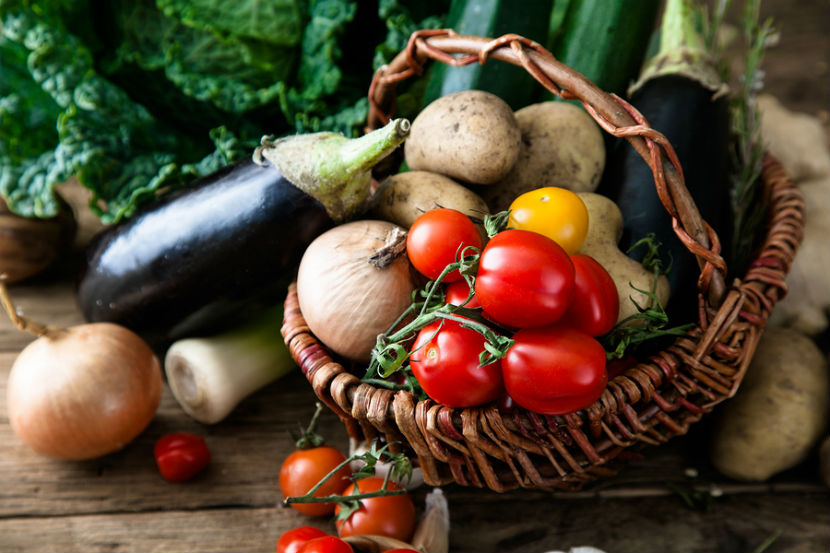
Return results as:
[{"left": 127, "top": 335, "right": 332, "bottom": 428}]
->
[{"left": 282, "top": 31, "right": 804, "bottom": 491}]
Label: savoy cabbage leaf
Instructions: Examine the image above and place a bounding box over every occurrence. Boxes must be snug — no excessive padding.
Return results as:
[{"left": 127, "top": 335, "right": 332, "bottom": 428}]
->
[
  {"left": 0, "top": 0, "right": 447, "bottom": 222},
  {"left": 156, "top": 0, "right": 304, "bottom": 46}
]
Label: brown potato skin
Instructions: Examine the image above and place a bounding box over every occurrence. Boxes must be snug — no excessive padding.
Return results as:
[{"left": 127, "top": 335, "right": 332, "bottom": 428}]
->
[
  {"left": 479, "top": 102, "right": 606, "bottom": 212},
  {"left": 710, "top": 328, "right": 830, "bottom": 482},
  {"left": 369, "top": 171, "right": 489, "bottom": 229},
  {"left": 404, "top": 90, "right": 521, "bottom": 186}
]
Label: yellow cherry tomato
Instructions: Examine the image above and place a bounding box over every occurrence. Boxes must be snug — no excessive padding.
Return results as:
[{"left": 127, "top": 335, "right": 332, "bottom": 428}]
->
[{"left": 507, "top": 187, "right": 589, "bottom": 254}]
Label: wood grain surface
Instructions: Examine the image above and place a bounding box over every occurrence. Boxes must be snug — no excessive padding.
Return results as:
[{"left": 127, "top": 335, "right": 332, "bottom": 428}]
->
[{"left": 2, "top": 2, "right": 829, "bottom": 552}]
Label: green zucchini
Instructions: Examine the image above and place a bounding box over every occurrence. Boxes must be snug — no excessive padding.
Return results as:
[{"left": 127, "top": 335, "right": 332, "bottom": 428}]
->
[
  {"left": 550, "top": 0, "right": 661, "bottom": 97},
  {"left": 422, "top": 0, "right": 555, "bottom": 110}
]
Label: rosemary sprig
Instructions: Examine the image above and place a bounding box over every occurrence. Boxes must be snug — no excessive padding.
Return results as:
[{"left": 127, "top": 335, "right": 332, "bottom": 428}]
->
[
  {"left": 728, "top": 0, "right": 777, "bottom": 276},
  {"left": 698, "top": 0, "right": 777, "bottom": 276},
  {"left": 602, "top": 235, "right": 693, "bottom": 359}
]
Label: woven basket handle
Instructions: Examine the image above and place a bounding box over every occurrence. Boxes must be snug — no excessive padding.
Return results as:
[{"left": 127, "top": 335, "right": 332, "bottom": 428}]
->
[{"left": 366, "top": 30, "right": 728, "bottom": 308}]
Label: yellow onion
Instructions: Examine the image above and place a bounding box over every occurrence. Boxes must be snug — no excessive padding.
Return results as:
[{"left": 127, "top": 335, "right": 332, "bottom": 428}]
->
[
  {"left": 296, "top": 220, "right": 418, "bottom": 362},
  {"left": 2, "top": 282, "right": 162, "bottom": 460}
]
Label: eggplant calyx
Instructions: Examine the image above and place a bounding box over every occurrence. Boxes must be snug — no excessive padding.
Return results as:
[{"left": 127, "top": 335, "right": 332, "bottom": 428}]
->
[
  {"left": 256, "top": 118, "right": 410, "bottom": 223},
  {"left": 629, "top": 0, "right": 728, "bottom": 98}
]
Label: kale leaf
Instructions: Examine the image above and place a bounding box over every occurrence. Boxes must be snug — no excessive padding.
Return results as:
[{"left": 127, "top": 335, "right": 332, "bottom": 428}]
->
[{"left": 0, "top": 0, "right": 445, "bottom": 222}]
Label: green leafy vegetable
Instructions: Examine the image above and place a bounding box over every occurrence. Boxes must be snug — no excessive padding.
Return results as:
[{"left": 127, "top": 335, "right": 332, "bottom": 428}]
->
[{"left": 0, "top": 0, "right": 447, "bottom": 223}]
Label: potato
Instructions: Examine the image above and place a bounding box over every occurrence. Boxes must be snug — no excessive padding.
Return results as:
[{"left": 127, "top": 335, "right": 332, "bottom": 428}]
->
[
  {"left": 480, "top": 101, "right": 606, "bottom": 212},
  {"left": 369, "top": 171, "right": 489, "bottom": 230},
  {"left": 710, "top": 328, "right": 830, "bottom": 482},
  {"left": 576, "top": 192, "right": 670, "bottom": 325},
  {"left": 404, "top": 90, "right": 521, "bottom": 185}
]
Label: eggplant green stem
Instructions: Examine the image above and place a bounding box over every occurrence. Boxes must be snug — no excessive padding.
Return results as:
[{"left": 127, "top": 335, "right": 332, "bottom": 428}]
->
[
  {"left": 257, "top": 119, "right": 410, "bottom": 222},
  {"left": 629, "top": 0, "right": 727, "bottom": 95}
]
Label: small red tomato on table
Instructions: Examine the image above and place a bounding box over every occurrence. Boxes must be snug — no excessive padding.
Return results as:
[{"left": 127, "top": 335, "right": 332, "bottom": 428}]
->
[
  {"left": 334, "top": 476, "right": 416, "bottom": 543},
  {"left": 297, "top": 535, "right": 354, "bottom": 553},
  {"left": 280, "top": 444, "right": 353, "bottom": 517},
  {"left": 276, "top": 526, "right": 328, "bottom": 553},
  {"left": 154, "top": 432, "right": 211, "bottom": 482}
]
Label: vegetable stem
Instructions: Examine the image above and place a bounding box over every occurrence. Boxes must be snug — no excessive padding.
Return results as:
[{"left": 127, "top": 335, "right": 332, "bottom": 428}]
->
[
  {"left": 365, "top": 248, "right": 514, "bottom": 383},
  {"left": 257, "top": 118, "right": 410, "bottom": 222},
  {"left": 0, "top": 277, "right": 62, "bottom": 337},
  {"left": 630, "top": 0, "right": 726, "bottom": 94},
  {"left": 283, "top": 439, "right": 409, "bottom": 507}
]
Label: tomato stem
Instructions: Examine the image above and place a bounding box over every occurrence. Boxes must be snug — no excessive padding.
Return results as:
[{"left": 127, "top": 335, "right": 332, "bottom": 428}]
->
[
  {"left": 365, "top": 243, "right": 515, "bottom": 384},
  {"left": 283, "top": 440, "right": 409, "bottom": 508},
  {"left": 484, "top": 210, "right": 511, "bottom": 238},
  {"left": 292, "top": 402, "right": 327, "bottom": 450}
]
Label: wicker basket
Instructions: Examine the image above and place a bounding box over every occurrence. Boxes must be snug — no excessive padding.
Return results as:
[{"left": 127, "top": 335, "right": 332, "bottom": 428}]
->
[{"left": 281, "top": 31, "right": 804, "bottom": 492}]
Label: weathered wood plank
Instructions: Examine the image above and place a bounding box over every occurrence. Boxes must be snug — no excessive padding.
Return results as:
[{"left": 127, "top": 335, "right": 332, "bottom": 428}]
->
[
  {"left": 0, "top": 490, "right": 827, "bottom": 553},
  {"left": 0, "top": 357, "right": 350, "bottom": 517}
]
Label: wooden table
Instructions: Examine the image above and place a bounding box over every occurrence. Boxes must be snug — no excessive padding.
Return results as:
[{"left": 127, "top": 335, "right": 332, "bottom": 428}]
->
[{"left": 2, "top": 2, "right": 829, "bottom": 551}]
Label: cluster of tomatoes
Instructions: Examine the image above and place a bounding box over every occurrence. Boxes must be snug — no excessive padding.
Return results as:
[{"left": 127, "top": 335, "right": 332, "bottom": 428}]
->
[
  {"left": 403, "top": 186, "right": 620, "bottom": 415},
  {"left": 277, "top": 441, "right": 417, "bottom": 552}
]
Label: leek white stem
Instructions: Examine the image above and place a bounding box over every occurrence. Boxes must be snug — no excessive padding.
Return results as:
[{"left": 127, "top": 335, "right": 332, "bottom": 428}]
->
[{"left": 164, "top": 305, "right": 295, "bottom": 424}]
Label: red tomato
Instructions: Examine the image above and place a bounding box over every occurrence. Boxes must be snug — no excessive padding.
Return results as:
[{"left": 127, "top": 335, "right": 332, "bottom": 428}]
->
[
  {"left": 444, "top": 279, "right": 481, "bottom": 309},
  {"left": 409, "top": 318, "right": 504, "bottom": 408},
  {"left": 406, "top": 208, "right": 482, "bottom": 282},
  {"left": 564, "top": 254, "right": 619, "bottom": 336},
  {"left": 502, "top": 324, "right": 608, "bottom": 415},
  {"left": 277, "top": 526, "right": 328, "bottom": 553},
  {"left": 335, "top": 477, "right": 416, "bottom": 542},
  {"left": 474, "top": 229, "right": 574, "bottom": 328},
  {"left": 279, "top": 446, "right": 353, "bottom": 517},
  {"left": 297, "top": 536, "right": 354, "bottom": 553},
  {"left": 154, "top": 433, "right": 210, "bottom": 482}
]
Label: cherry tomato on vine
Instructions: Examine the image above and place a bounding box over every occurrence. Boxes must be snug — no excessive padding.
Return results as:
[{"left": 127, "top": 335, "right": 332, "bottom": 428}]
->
[
  {"left": 277, "top": 526, "right": 328, "bottom": 553},
  {"left": 474, "top": 229, "right": 575, "bottom": 328},
  {"left": 564, "top": 254, "right": 619, "bottom": 337},
  {"left": 507, "top": 186, "right": 589, "bottom": 254},
  {"left": 502, "top": 324, "right": 608, "bottom": 415},
  {"left": 334, "top": 477, "right": 416, "bottom": 542},
  {"left": 406, "top": 208, "right": 482, "bottom": 282},
  {"left": 297, "top": 536, "right": 354, "bottom": 553},
  {"left": 409, "top": 318, "right": 504, "bottom": 408},
  {"left": 154, "top": 432, "right": 211, "bottom": 482},
  {"left": 279, "top": 445, "right": 353, "bottom": 517},
  {"left": 444, "top": 279, "right": 481, "bottom": 309}
]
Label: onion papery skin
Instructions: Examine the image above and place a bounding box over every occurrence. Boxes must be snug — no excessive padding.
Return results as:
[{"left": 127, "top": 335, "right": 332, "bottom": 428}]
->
[
  {"left": 296, "top": 220, "right": 417, "bottom": 363},
  {"left": 6, "top": 323, "right": 163, "bottom": 460}
]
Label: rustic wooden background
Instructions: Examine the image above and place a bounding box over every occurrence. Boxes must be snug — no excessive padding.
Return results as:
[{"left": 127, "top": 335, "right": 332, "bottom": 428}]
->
[{"left": 1, "top": 1, "right": 828, "bottom": 552}]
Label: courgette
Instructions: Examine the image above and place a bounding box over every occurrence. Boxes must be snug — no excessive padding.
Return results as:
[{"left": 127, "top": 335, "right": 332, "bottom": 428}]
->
[
  {"left": 76, "top": 119, "right": 409, "bottom": 348},
  {"left": 597, "top": 0, "right": 732, "bottom": 323},
  {"left": 422, "top": 0, "right": 554, "bottom": 110},
  {"left": 551, "top": 0, "right": 660, "bottom": 98}
]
